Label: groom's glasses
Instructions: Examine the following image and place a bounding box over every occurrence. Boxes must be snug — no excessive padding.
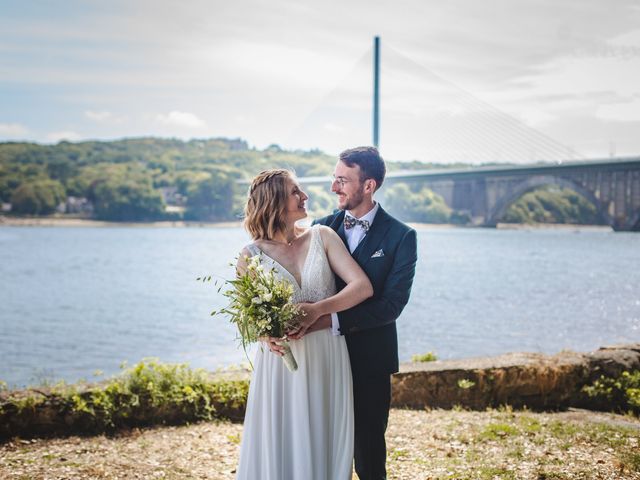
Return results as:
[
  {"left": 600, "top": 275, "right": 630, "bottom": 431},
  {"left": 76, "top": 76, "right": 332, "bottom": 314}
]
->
[{"left": 331, "top": 176, "right": 354, "bottom": 188}]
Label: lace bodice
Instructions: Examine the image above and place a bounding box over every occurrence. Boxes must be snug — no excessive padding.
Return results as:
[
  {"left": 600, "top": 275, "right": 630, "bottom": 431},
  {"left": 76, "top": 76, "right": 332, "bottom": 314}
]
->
[{"left": 245, "top": 225, "right": 336, "bottom": 304}]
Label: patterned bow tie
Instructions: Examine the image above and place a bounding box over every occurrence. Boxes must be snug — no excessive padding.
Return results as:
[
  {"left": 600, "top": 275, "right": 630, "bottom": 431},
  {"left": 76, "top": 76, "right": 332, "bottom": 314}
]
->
[{"left": 344, "top": 214, "right": 370, "bottom": 232}]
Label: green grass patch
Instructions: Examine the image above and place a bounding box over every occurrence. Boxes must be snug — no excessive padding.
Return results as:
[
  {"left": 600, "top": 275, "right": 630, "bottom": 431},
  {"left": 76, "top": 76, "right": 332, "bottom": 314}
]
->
[
  {"left": 478, "top": 422, "right": 519, "bottom": 441},
  {"left": 476, "top": 466, "right": 516, "bottom": 480},
  {"left": 389, "top": 447, "right": 410, "bottom": 461},
  {"left": 535, "top": 472, "right": 572, "bottom": 480},
  {"left": 411, "top": 351, "right": 437, "bottom": 362},
  {"left": 440, "top": 465, "right": 516, "bottom": 480},
  {"left": 546, "top": 420, "right": 579, "bottom": 438},
  {"left": 619, "top": 450, "right": 640, "bottom": 473},
  {"left": 518, "top": 415, "right": 542, "bottom": 434}
]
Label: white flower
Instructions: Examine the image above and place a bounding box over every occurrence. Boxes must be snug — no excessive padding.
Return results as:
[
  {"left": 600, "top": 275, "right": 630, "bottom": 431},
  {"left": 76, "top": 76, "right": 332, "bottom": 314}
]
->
[{"left": 252, "top": 297, "right": 263, "bottom": 305}]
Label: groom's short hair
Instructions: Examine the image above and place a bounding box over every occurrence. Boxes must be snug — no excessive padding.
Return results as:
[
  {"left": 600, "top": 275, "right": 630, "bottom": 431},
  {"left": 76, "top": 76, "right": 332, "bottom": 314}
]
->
[{"left": 339, "top": 146, "right": 386, "bottom": 191}]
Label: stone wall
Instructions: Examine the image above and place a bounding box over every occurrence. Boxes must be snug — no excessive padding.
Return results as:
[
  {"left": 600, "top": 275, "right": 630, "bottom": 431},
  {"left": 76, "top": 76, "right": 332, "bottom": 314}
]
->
[
  {"left": 2, "top": 344, "right": 637, "bottom": 441},
  {"left": 391, "top": 343, "right": 640, "bottom": 410}
]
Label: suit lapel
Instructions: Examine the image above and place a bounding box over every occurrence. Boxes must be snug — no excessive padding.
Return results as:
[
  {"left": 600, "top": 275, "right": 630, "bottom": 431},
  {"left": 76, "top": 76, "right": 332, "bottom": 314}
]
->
[{"left": 353, "top": 207, "right": 391, "bottom": 265}]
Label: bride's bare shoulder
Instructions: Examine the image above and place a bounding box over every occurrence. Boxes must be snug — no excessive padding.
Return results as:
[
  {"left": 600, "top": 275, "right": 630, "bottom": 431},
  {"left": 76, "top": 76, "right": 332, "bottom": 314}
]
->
[
  {"left": 238, "top": 244, "right": 257, "bottom": 262},
  {"left": 317, "top": 225, "right": 341, "bottom": 245}
]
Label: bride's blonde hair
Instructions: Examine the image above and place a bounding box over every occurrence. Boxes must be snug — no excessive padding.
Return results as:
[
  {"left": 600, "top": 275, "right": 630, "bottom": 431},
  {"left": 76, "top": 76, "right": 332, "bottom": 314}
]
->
[{"left": 244, "top": 169, "right": 294, "bottom": 240}]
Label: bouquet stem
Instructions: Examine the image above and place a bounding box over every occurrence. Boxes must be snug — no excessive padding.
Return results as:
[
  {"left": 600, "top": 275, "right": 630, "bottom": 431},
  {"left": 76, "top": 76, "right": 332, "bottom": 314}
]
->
[{"left": 277, "top": 339, "right": 298, "bottom": 372}]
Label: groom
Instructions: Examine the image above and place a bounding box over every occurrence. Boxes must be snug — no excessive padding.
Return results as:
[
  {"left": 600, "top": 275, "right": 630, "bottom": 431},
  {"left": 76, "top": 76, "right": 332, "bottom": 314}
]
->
[{"left": 311, "top": 146, "right": 418, "bottom": 480}]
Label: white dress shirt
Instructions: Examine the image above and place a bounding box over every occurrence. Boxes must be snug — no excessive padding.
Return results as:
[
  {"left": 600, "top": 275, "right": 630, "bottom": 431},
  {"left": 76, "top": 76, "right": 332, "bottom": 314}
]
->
[{"left": 331, "top": 202, "right": 379, "bottom": 335}]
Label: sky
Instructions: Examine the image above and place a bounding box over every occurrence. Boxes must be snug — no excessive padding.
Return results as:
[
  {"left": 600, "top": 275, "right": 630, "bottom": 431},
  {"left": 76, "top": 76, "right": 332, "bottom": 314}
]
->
[{"left": 1, "top": 0, "right": 640, "bottom": 163}]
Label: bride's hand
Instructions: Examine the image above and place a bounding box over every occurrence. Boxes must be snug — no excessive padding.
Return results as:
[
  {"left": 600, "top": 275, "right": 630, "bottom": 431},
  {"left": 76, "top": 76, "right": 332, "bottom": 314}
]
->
[
  {"left": 287, "top": 302, "right": 319, "bottom": 339},
  {"left": 259, "top": 336, "right": 286, "bottom": 356}
]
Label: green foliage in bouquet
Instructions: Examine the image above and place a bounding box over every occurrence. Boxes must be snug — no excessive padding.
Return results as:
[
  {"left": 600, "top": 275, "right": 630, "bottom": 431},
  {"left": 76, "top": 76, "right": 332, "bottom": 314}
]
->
[{"left": 203, "top": 254, "right": 301, "bottom": 359}]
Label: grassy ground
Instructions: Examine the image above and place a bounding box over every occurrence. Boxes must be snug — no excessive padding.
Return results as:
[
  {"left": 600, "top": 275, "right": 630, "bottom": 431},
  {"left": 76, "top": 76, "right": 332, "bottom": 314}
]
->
[{"left": 1, "top": 408, "right": 638, "bottom": 480}]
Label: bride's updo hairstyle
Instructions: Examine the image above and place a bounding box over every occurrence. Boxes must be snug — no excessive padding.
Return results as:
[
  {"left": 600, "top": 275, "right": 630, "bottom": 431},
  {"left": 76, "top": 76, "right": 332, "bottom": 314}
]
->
[{"left": 244, "top": 169, "right": 294, "bottom": 240}]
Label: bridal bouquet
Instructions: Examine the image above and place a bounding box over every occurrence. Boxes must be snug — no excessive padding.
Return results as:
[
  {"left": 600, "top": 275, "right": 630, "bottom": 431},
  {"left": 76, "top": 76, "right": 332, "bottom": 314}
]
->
[{"left": 203, "top": 254, "right": 301, "bottom": 372}]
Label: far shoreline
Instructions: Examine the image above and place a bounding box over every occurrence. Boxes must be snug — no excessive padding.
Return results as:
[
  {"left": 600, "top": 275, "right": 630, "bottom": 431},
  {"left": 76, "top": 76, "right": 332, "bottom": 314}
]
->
[
  {"left": 0, "top": 215, "right": 613, "bottom": 232},
  {"left": 0, "top": 216, "right": 243, "bottom": 228}
]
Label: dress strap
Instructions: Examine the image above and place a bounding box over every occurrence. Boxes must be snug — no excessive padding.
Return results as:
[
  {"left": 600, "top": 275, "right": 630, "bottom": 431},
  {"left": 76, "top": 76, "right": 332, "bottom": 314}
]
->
[
  {"left": 245, "top": 243, "right": 260, "bottom": 257},
  {"left": 311, "top": 224, "right": 323, "bottom": 249}
]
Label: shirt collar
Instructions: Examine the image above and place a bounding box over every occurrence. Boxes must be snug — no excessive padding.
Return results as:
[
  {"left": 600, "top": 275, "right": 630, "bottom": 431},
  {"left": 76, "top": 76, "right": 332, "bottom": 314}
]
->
[{"left": 347, "top": 201, "right": 379, "bottom": 224}]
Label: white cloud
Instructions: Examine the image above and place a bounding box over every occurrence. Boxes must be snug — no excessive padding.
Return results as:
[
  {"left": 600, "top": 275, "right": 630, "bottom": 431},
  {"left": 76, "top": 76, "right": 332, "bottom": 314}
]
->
[
  {"left": 46, "top": 131, "right": 82, "bottom": 143},
  {"left": 323, "top": 123, "right": 345, "bottom": 133},
  {"left": 85, "top": 110, "right": 111, "bottom": 121},
  {"left": 85, "top": 110, "right": 126, "bottom": 123},
  {"left": 154, "top": 111, "right": 207, "bottom": 129},
  {"left": 0, "top": 122, "right": 29, "bottom": 137},
  {"left": 2, "top": 1, "right": 640, "bottom": 160}
]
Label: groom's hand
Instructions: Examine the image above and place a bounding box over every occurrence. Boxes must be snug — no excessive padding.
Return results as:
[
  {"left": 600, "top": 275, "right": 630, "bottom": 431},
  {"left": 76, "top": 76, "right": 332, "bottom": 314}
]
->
[
  {"left": 287, "top": 302, "right": 319, "bottom": 339},
  {"left": 302, "top": 314, "right": 332, "bottom": 335},
  {"left": 287, "top": 313, "right": 330, "bottom": 339}
]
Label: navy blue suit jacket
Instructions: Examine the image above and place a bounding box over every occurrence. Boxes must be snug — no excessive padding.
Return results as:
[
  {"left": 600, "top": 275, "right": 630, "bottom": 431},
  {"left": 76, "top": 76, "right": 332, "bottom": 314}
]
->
[{"left": 313, "top": 206, "right": 418, "bottom": 376}]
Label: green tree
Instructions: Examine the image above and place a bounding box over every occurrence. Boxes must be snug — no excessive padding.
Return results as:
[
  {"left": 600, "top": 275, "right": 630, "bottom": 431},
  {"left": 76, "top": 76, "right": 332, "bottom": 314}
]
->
[
  {"left": 502, "top": 186, "right": 599, "bottom": 224},
  {"left": 385, "top": 184, "right": 454, "bottom": 223},
  {"left": 92, "top": 179, "right": 165, "bottom": 221},
  {"left": 0, "top": 137, "right": 479, "bottom": 222},
  {"left": 184, "top": 172, "right": 239, "bottom": 221},
  {"left": 305, "top": 185, "right": 335, "bottom": 219},
  {"left": 10, "top": 179, "right": 66, "bottom": 215},
  {"left": 46, "top": 158, "right": 76, "bottom": 183}
]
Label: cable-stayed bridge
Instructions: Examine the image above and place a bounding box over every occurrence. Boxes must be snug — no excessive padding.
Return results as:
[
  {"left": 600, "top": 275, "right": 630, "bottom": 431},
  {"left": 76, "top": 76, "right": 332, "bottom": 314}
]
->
[{"left": 300, "top": 157, "right": 640, "bottom": 231}]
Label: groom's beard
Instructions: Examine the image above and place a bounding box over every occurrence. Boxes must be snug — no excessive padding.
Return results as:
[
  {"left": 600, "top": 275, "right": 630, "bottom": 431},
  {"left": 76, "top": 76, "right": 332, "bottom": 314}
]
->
[{"left": 339, "top": 185, "right": 365, "bottom": 211}]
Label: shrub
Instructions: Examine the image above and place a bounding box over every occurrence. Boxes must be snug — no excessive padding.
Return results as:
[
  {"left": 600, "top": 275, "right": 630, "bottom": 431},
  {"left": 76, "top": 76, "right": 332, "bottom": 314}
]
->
[
  {"left": 582, "top": 370, "right": 640, "bottom": 415},
  {"left": 0, "top": 359, "right": 250, "bottom": 439}
]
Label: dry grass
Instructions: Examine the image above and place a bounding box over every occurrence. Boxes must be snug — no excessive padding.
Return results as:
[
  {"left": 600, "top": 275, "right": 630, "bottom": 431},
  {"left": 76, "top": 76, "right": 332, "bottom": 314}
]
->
[
  {"left": 1, "top": 408, "right": 638, "bottom": 479},
  {"left": 385, "top": 408, "right": 640, "bottom": 480}
]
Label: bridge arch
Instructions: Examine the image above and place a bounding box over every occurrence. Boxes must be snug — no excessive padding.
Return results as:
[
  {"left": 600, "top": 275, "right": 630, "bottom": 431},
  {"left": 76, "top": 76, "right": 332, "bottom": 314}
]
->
[{"left": 486, "top": 175, "right": 612, "bottom": 227}]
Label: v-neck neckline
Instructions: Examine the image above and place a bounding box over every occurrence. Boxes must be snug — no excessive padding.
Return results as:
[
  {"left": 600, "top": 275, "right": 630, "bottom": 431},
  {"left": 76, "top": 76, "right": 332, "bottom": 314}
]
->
[{"left": 254, "top": 228, "right": 315, "bottom": 291}]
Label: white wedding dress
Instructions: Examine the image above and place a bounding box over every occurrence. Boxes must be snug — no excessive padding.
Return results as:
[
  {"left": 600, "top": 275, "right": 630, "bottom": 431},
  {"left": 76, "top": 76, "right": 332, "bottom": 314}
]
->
[{"left": 236, "top": 225, "right": 354, "bottom": 480}]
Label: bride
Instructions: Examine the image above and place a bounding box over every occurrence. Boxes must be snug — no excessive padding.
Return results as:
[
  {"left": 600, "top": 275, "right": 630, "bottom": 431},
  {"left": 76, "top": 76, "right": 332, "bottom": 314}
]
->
[{"left": 235, "top": 169, "right": 373, "bottom": 480}]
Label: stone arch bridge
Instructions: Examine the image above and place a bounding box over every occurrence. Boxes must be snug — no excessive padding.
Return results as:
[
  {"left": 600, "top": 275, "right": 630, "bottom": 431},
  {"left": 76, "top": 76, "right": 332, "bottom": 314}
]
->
[{"left": 300, "top": 157, "right": 640, "bottom": 231}]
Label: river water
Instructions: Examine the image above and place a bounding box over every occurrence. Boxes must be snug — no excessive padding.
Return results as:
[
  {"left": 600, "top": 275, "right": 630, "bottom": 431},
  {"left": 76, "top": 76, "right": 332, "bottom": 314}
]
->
[{"left": 1, "top": 225, "right": 639, "bottom": 388}]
